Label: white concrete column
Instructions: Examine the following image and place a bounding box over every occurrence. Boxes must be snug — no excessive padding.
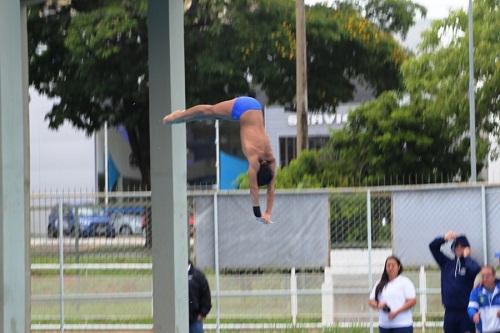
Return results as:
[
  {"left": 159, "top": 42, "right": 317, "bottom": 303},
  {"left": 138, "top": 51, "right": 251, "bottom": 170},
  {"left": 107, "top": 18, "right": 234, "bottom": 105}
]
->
[
  {"left": 148, "top": 0, "right": 188, "bottom": 332},
  {"left": 419, "top": 265, "right": 427, "bottom": 332},
  {"left": 290, "top": 267, "right": 298, "bottom": 325},
  {"left": 0, "top": 0, "right": 31, "bottom": 331},
  {"left": 321, "top": 266, "right": 334, "bottom": 326}
]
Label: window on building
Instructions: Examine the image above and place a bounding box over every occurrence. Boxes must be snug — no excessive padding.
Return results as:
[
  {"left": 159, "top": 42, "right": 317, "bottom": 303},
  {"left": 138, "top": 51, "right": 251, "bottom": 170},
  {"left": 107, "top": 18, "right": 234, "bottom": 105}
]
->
[{"left": 279, "top": 136, "right": 329, "bottom": 167}]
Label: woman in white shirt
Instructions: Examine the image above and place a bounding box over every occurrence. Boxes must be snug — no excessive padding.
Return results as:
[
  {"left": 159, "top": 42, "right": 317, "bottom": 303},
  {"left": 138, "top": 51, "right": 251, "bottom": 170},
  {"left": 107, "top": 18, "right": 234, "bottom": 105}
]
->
[{"left": 369, "top": 255, "right": 417, "bottom": 333}]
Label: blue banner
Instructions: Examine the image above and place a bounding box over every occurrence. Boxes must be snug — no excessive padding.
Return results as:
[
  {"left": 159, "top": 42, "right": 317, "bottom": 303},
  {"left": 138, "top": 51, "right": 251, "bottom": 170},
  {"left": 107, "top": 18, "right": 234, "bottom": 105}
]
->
[{"left": 220, "top": 151, "right": 248, "bottom": 190}]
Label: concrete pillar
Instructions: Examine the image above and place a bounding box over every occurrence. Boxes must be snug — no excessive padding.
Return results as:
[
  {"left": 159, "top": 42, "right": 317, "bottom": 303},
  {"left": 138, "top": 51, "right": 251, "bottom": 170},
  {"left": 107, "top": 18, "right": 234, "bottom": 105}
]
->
[
  {"left": 148, "top": 0, "right": 188, "bottom": 332},
  {"left": 0, "top": 0, "right": 30, "bottom": 332}
]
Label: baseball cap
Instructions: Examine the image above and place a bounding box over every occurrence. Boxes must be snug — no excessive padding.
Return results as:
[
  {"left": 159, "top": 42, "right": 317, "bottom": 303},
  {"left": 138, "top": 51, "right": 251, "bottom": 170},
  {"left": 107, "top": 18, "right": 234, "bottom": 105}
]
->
[{"left": 451, "top": 235, "right": 470, "bottom": 249}]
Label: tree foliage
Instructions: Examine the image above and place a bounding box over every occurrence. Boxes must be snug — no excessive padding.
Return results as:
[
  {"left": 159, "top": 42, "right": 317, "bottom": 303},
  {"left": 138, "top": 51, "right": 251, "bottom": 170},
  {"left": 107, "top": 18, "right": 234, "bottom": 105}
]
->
[
  {"left": 363, "top": 0, "right": 426, "bottom": 38},
  {"left": 29, "top": 0, "right": 152, "bottom": 183},
  {"left": 28, "top": 0, "right": 416, "bottom": 185},
  {"left": 277, "top": 0, "right": 499, "bottom": 187},
  {"left": 237, "top": 0, "right": 410, "bottom": 110}
]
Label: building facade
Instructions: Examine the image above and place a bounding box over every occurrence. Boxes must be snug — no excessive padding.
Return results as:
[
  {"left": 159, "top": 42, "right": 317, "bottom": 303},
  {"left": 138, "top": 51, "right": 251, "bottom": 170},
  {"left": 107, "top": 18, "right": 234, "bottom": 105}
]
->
[{"left": 264, "top": 103, "right": 358, "bottom": 167}]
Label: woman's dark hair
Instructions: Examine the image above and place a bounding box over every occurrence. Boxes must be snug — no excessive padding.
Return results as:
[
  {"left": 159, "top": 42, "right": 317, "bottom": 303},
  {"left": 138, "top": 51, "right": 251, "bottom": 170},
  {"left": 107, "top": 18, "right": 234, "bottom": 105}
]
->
[
  {"left": 374, "top": 255, "right": 403, "bottom": 302},
  {"left": 257, "top": 161, "right": 273, "bottom": 186}
]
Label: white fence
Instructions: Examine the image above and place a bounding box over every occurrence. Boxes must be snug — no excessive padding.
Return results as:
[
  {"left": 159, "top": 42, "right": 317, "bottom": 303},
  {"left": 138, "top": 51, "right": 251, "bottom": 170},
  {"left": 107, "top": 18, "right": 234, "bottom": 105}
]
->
[{"left": 30, "top": 183, "right": 500, "bottom": 331}]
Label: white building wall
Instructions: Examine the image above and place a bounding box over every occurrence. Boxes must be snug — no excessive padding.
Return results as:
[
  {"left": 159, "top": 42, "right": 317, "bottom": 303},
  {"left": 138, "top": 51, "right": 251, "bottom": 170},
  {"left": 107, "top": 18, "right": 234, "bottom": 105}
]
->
[
  {"left": 264, "top": 103, "right": 358, "bottom": 167},
  {"left": 95, "top": 126, "right": 142, "bottom": 190},
  {"left": 29, "top": 88, "right": 96, "bottom": 191},
  {"left": 488, "top": 135, "right": 500, "bottom": 183}
]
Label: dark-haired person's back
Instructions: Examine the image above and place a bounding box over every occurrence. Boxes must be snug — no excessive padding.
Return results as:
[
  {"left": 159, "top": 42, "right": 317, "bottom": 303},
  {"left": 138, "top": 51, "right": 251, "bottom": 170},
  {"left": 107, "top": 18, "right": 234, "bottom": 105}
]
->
[
  {"left": 429, "top": 231, "right": 480, "bottom": 333},
  {"left": 188, "top": 262, "right": 212, "bottom": 333}
]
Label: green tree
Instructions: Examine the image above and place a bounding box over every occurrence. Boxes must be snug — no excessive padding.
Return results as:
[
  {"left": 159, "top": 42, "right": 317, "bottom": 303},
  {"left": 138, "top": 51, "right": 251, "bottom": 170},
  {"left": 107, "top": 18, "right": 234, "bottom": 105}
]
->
[
  {"left": 28, "top": 0, "right": 416, "bottom": 185},
  {"left": 321, "top": 91, "right": 467, "bottom": 184},
  {"left": 363, "top": 0, "right": 427, "bottom": 38},
  {"left": 29, "top": 0, "right": 152, "bottom": 184},
  {"left": 184, "top": 0, "right": 254, "bottom": 105},
  {"left": 330, "top": 192, "right": 391, "bottom": 248},
  {"left": 277, "top": 0, "right": 499, "bottom": 187},
  {"left": 402, "top": 0, "right": 499, "bottom": 170},
  {"left": 238, "top": 0, "right": 411, "bottom": 110},
  {"left": 236, "top": 150, "right": 323, "bottom": 188}
]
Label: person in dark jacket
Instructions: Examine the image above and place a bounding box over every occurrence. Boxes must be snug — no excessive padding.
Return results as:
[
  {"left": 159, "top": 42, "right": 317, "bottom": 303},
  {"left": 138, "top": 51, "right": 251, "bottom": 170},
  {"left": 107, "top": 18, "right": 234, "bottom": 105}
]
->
[
  {"left": 429, "top": 231, "right": 481, "bottom": 333},
  {"left": 188, "top": 261, "right": 212, "bottom": 333}
]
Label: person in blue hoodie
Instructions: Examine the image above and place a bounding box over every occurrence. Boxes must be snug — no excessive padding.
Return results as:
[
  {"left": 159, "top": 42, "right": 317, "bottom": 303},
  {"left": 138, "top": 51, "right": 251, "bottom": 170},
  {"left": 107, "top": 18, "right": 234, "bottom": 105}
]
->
[
  {"left": 429, "top": 231, "right": 481, "bottom": 333},
  {"left": 468, "top": 265, "right": 500, "bottom": 333}
]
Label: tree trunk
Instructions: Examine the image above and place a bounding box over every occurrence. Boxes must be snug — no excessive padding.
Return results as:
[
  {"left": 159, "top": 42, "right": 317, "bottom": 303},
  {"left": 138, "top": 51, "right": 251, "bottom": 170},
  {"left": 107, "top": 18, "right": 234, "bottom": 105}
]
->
[
  {"left": 296, "top": 0, "right": 309, "bottom": 156},
  {"left": 126, "top": 122, "right": 152, "bottom": 248}
]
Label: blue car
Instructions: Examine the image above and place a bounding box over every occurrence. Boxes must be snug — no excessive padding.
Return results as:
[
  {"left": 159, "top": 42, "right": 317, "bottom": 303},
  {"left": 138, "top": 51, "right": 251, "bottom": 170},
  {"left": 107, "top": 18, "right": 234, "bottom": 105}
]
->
[{"left": 47, "top": 204, "right": 116, "bottom": 238}]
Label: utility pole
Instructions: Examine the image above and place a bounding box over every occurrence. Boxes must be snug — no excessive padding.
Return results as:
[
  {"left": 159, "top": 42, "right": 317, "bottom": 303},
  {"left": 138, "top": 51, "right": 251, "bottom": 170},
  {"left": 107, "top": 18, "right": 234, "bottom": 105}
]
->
[
  {"left": 296, "top": 0, "right": 308, "bottom": 156},
  {"left": 468, "top": 0, "right": 477, "bottom": 182}
]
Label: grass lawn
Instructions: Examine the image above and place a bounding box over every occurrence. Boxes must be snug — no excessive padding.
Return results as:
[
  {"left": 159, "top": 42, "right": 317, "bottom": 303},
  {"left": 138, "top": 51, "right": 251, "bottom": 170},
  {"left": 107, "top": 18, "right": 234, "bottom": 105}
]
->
[{"left": 31, "top": 269, "right": 446, "bottom": 330}]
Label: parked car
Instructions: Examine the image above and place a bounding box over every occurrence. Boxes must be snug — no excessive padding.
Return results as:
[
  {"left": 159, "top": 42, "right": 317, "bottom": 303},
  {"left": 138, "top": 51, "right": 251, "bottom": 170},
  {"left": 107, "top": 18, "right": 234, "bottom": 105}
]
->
[
  {"left": 47, "top": 204, "right": 74, "bottom": 237},
  {"left": 107, "top": 206, "right": 146, "bottom": 235},
  {"left": 78, "top": 206, "right": 116, "bottom": 238},
  {"left": 47, "top": 204, "right": 116, "bottom": 238}
]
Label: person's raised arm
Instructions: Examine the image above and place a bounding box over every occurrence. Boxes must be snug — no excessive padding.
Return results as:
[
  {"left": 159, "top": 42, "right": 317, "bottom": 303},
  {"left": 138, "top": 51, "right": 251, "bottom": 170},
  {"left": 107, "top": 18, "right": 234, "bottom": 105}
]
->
[
  {"left": 247, "top": 158, "right": 261, "bottom": 208},
  {"left": 462, "top": 247, "right": 481, "bottom": 277},
  {"left": 429, "top": 231, "right": 455, "bottom": 268},
  {"left": 248, "top": 158, "right": 272, "bottom": 224},
  {"left": 262, "top": 159, "right": 276, "bottom": 222}
]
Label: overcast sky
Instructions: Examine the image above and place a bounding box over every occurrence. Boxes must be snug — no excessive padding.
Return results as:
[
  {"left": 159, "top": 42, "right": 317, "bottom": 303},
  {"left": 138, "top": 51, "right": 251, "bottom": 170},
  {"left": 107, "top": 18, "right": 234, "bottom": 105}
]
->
[
  {"left": 305, "top": 0, "right": 469, "bottom": 19},
  {"left": 411, "top": 0, "right": 468, "bottom": 19},
  {"left": 304, "top": 0, "right": 470, "bottom": 50}
]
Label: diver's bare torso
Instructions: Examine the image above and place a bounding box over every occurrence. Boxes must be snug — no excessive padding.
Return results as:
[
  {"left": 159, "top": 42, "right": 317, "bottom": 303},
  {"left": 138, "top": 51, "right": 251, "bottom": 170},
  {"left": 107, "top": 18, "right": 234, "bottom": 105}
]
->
[
  {"left": 210, "top": 98, "right": 272, "bottom": 163},
  {"left": 239, "top": 110, "right": 273, "bottom": 164}
]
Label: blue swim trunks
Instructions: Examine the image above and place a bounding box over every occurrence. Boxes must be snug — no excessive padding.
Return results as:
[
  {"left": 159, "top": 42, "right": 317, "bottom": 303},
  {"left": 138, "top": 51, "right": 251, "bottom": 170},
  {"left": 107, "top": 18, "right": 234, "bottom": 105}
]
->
[{"left": 231, "top": 96, "right": 262, "bottom": 120}]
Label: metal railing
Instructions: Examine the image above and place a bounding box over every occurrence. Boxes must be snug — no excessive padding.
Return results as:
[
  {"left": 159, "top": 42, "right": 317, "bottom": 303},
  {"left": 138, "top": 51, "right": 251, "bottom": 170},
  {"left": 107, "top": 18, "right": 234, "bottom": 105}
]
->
[{"left": 30, "top": 183, "right": 500, "bottom": 331}]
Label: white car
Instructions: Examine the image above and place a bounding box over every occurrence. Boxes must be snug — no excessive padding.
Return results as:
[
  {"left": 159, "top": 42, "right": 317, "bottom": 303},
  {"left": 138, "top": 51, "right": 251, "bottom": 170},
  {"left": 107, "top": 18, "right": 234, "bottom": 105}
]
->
[{"left": 111, "top": 213, "right": 143, "bottom": 235}]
